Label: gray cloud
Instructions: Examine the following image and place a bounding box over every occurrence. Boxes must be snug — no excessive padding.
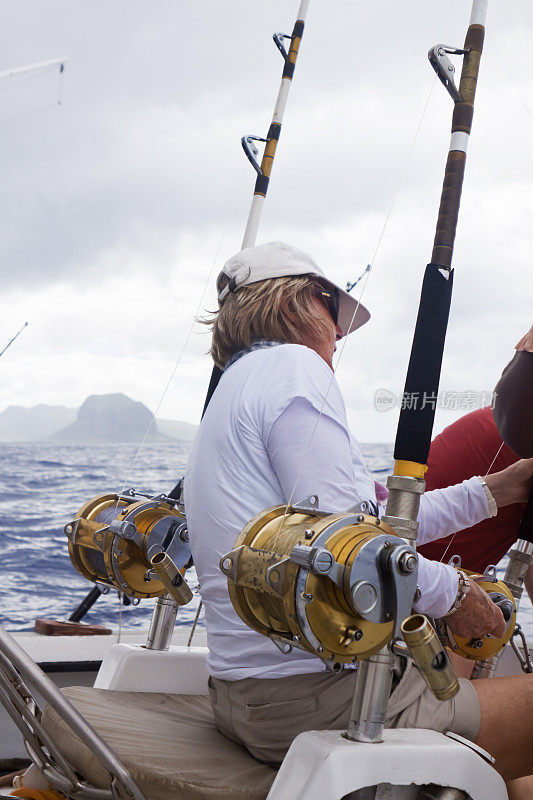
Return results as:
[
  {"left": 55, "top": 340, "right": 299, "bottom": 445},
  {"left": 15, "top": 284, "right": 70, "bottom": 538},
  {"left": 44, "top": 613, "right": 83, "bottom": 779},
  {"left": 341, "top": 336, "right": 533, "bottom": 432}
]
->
[
  {"left": 3, "top": 1, "right": 530, "bottom": 290},
  {"left": 1, "top": 0, "right": 532, "bottom": 438}
]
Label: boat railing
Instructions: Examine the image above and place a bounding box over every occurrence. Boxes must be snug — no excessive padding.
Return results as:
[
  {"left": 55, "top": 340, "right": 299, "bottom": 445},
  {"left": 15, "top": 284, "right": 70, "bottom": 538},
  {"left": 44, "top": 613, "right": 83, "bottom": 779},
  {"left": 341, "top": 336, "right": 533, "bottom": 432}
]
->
[{"left": 0, "top": 625, "right": 146, "bottom": 800}]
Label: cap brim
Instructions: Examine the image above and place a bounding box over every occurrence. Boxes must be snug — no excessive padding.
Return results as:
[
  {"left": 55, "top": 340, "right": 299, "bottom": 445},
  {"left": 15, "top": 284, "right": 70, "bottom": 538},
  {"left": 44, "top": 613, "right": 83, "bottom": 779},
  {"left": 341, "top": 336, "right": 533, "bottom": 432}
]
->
[{"left": 321, "top": 278, "right": 371, "bottom": 336}]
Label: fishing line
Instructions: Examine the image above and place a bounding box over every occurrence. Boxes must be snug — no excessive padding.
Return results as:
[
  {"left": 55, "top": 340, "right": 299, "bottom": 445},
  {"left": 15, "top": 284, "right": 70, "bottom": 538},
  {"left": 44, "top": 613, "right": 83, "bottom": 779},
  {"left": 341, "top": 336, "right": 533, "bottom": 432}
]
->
[
  {"left": 433, "top": 28, "right": 533, "bottom": 566},
  {"left": 0, "top": 101, "right": 62, "bottom": 127},
  {"left": 488, "top": 33, "right": 531, "bottom": 120},
  {"left": 435, "top": 22, "right": 533, "bottom": 568},
  {"left": 436, "top": 30, "right": 533, "bottom": 559},
  {"left": 113, "top": 10, "right": 273, "bottom": 503},
  {"left": 484, "top": 441, "right": 505, "bottom": 480},
  {"left": 346, "top": 0, "right": 457, "bottom": 283},
  {"left": 0, "top": 63, "right": 65, "bottom": 125},
  {"left": 110, "top": 3, "right": 273, "bottom": 623},
  {"left": 272, "top": 63, "right": 442, "bottom": 546},
  {"left": 114, "top": 222, "right": 237, "bottom": 502},
  {"left": 273, "top": 0, "right": 466, "bottom": 547},
  {"left": 57, "top": 67, "right": 64, "bottom": 106},
  {"left": 271, "top": 261, "right": 372, "bottom": 547},
  {"left": 438, "top": 440, "right": 505, "bottom": 566},
  {"left": 0, "top": 64, "right": 59, "bottom": 95},
  {"left": 117, "top": 592, "right": 123, "bottom": 644},
  {"left": 114, "top": 152, "right": 267, "bottom": 502}
]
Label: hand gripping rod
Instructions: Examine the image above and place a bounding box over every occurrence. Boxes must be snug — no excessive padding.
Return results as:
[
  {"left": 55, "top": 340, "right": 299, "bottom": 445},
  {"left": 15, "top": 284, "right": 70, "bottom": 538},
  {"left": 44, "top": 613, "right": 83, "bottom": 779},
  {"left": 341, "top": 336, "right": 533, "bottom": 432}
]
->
[{"left": 201, "top": 0, "right": 310, "bottom": 417}]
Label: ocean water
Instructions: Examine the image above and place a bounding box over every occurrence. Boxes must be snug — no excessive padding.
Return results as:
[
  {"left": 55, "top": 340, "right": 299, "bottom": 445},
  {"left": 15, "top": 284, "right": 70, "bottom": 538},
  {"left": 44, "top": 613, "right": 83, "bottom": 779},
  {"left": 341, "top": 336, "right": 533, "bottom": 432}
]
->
[{"left": 1, "top": 441, "right": 531, "bottom": 640}]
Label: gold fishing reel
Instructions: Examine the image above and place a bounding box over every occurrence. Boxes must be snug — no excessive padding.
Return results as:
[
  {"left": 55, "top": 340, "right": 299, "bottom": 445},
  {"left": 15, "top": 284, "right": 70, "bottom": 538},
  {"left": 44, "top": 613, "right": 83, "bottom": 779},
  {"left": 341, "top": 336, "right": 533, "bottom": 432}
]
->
[
  {"left": 220, "top": 497, "right": 420, "bottom": 664},
  {"left": 65, "top": 490, "right": 193, "bottom": 606},
  {"left": 442, "top": 567, "right": 517, "bottom": 661}
]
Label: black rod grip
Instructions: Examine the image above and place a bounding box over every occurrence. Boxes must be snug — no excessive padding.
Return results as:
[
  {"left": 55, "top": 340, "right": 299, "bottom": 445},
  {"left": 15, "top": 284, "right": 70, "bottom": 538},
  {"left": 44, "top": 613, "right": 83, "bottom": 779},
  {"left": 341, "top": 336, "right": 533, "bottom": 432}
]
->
[{"left": 394, "top": 263, "right": 454, "bottom": 465}]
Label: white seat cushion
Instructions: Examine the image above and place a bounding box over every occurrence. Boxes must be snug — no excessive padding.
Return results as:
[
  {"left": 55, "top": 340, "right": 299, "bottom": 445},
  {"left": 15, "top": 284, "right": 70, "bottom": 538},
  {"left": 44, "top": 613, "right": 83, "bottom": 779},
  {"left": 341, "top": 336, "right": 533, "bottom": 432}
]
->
[{"left": 42, "top": 687, "right": 277, "bottom": 800}]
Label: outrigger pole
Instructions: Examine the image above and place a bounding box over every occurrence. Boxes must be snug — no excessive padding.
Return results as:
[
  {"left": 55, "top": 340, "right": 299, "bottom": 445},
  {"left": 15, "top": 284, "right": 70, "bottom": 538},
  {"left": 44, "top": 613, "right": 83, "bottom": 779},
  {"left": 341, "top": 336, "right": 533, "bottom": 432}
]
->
[
  {"left": 201, "top": 0, "right": 310, "bottom": 416},
  {"left": 0, "top": 57, "right": 66, "bottom": 81}
]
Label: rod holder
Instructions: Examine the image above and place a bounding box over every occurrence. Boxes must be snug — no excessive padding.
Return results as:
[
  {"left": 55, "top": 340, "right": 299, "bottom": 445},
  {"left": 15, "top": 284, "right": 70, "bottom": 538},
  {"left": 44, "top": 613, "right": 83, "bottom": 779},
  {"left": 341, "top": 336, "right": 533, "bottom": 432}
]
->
[
  {"left": 146, "top": 594, "right": 179, "bottom": 651},
  {"left": 345, "top": 648, "right": 395, "bottom": 743}
]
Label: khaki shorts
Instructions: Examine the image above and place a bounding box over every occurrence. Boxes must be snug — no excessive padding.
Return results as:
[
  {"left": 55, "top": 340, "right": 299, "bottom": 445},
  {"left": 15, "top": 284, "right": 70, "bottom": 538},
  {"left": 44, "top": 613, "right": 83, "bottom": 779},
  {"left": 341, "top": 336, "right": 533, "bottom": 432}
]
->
[{"left": 209, "top": 661, "right": 481, "bottom": 765}]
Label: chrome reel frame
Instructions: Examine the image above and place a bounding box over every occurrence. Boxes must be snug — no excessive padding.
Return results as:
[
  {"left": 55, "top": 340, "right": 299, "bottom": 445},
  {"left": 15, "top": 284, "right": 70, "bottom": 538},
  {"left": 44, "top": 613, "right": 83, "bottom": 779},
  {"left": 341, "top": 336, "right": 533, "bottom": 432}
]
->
[{"left": 0, "top": 625, "right": 146, "bottom": 800}]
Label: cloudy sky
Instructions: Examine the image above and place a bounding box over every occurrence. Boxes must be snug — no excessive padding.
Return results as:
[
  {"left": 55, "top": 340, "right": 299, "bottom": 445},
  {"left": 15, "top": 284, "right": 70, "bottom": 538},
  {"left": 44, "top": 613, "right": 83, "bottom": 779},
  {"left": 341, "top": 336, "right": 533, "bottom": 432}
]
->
[{"left": 1, "top": 0, "right": 532, "bottom": 443}]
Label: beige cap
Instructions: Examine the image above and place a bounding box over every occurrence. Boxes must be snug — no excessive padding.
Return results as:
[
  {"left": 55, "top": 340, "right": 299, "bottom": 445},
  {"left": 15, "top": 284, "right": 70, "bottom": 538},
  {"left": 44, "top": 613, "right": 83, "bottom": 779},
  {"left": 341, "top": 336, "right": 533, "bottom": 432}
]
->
[{"left": 217, "top": 241, "right": 370, "bottom": 337}]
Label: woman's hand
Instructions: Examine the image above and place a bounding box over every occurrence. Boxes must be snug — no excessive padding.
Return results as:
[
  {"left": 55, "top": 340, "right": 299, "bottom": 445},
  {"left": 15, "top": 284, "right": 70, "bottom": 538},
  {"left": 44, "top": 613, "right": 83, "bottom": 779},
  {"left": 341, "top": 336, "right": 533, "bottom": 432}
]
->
[
  {"left": 445, "top": 579, "right": 506, "bottom": 639},
  {"left": 515, "top": 324, "right": 533, "bottom": 352},
  {"left": 484, "top": 458, "right": 533, "bottom": 508}
]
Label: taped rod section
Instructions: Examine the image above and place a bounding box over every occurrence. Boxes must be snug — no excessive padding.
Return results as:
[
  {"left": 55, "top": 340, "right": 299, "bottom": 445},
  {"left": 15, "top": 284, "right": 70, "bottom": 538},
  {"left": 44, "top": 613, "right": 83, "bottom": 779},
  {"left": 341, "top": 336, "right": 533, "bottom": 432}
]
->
[
  {"left": 449, "top": 131, "right": 469, "bottom": 154},
  {"left": 393, "top": 0, "right": 487, "bottom": 467}
]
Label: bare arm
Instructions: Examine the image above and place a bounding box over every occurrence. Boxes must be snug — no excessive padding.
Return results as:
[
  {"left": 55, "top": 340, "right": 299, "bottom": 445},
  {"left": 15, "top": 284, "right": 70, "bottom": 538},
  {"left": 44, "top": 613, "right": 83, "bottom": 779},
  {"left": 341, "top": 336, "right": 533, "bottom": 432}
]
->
[
  {"left": 525, "top": 563, "right": 533, "bottom": 604},
  {"left": 484, "top": 458, "right": 533, "bottom": 507}
]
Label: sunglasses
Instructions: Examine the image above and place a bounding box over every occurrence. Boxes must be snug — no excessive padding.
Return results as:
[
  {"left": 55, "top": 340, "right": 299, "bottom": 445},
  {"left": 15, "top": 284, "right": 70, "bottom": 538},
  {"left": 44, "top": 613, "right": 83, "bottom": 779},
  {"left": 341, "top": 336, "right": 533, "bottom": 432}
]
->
[{"left": 313, "top": 279, "right": 340, "bottom": 326}]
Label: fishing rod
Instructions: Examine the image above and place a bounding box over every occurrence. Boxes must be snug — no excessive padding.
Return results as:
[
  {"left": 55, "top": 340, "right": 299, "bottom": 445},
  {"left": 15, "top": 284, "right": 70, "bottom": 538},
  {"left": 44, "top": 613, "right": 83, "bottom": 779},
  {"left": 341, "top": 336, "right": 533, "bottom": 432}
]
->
[
  {"left": 61, "top": 7, "right": 312, "bottom": 621},
  {"left": 0, "top": 321, "right": 28, "bottom": 358},
  {"left": 347, "top": 0, "right": 490, "bottom": 748},
  {"left": 383, "top": 0, "right": 489, "bottom": 536},
  {"left": 201, "top": 0, "right": 310, "bottom": 417}
]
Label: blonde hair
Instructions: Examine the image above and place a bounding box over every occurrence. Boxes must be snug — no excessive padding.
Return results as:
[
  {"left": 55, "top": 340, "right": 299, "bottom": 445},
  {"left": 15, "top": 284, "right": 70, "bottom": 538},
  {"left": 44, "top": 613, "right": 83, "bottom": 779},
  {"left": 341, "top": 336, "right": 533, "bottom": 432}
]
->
[{"left": 205, "top": 275, "right": 330, "bottom": 369}]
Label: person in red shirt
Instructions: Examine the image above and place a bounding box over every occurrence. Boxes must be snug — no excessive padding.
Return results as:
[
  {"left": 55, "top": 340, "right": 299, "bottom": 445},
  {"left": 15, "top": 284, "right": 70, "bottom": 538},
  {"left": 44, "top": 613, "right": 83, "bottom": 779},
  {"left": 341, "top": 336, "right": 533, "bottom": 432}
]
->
[
  {"left": 419, "top": 405, "right": 522, "bottom": 570},
  {"left": 419, "top": 322, "right": 533, "bottom": 603}
]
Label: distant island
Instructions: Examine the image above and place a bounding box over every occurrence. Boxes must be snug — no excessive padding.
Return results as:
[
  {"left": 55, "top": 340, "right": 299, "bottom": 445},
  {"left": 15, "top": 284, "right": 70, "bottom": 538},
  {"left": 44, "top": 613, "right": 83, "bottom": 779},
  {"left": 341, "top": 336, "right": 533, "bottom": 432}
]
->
[{"left": 0, "top": 393, "right": 198, "bottom": 443}]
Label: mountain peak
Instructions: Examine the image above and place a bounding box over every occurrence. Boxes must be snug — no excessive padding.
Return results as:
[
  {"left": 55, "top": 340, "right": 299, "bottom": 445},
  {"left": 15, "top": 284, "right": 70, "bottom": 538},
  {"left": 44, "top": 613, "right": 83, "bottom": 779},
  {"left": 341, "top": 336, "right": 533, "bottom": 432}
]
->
[
  {"left": 0, "top": 394, "right": 197, "bottom": 443},
  {"left": 52, "top": 393, "right": 164, "bottom": 443}
]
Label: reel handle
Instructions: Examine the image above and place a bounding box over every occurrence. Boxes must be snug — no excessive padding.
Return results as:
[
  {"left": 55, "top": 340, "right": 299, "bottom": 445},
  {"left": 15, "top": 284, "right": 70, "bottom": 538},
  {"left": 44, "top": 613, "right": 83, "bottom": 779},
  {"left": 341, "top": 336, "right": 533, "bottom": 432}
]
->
[{"left": 401, "top": 614, "right": 459, "bottom": 701}]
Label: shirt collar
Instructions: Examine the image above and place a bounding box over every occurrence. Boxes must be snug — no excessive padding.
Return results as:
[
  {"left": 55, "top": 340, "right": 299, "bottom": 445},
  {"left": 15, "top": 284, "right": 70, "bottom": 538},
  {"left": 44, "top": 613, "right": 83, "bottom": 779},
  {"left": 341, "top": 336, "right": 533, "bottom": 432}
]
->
[{"left": 224, "top": 340, "right": 283, "bottom": 371}]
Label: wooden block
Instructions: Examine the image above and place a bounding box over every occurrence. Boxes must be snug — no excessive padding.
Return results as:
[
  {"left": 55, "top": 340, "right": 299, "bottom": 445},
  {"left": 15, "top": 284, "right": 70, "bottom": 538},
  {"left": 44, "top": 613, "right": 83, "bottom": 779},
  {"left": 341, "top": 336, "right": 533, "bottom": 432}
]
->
[{"left": 34, "top": 619, "right": 112, "bottom": 636}]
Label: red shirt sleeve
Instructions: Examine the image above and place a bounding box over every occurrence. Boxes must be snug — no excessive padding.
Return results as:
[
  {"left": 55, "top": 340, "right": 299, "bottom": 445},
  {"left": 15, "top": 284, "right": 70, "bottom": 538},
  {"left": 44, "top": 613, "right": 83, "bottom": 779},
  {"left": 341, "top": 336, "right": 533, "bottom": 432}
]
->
[{"left": 418, "top": 407, "right": 522, "bottom": 572}]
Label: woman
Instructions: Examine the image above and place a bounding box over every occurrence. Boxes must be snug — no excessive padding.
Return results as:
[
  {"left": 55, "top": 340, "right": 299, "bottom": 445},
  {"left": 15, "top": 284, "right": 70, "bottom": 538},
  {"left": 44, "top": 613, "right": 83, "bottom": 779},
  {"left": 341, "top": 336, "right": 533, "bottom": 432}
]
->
[{"left": 185, "top": 241, "right": 533, "bottom": 796}]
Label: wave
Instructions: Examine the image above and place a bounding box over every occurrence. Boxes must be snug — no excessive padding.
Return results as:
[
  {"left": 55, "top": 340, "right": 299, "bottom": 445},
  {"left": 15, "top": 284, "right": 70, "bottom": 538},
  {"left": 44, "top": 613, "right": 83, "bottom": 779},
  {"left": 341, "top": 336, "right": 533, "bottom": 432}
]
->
[{"left": 2, "top": 441, "right": 532, "bottom": 639}]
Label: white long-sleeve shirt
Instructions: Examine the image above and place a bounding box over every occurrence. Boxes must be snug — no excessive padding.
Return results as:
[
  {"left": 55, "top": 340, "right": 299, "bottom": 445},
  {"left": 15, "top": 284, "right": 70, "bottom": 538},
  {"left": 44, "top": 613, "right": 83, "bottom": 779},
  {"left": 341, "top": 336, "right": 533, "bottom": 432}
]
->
[{"left": 185, "top": 344, "right": 492, "bottom": 679}]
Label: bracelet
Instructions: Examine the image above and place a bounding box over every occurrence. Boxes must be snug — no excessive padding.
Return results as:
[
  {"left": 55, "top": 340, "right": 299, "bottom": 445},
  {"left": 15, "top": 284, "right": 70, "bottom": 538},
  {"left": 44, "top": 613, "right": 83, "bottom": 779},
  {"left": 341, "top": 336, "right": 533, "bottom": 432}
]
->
[
  {"left": 477, "top": 476, "right": 498, "bottom": 517},
  {"left": 443, "top": 569, "right": 470, "bottom": 617}
]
